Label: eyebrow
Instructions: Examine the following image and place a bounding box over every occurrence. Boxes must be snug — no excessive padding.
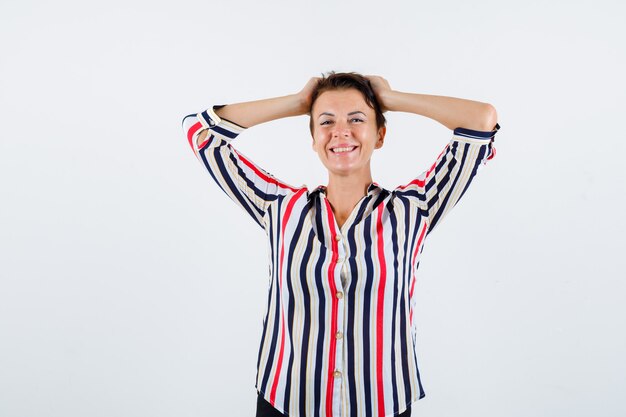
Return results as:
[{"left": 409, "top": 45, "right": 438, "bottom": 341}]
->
[{"left": 317, "top": 111, "right": 367, "bottom": 119}]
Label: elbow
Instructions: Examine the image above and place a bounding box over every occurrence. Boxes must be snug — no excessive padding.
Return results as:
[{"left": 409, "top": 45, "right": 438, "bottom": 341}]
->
[
  {"left": 455, "top": 103, "right": 499, "bottom": 132},
  {"left": 481, "top": 103, "right": 498, "bottom": 131}
]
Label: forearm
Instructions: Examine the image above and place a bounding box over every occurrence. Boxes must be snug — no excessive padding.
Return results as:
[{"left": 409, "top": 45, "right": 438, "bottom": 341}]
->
[
  {"left": 213, "top": 94, "right": 307, "bottom": 129},
  {"left": 381, "top": 90, "right": 497, "bottom": 131}
]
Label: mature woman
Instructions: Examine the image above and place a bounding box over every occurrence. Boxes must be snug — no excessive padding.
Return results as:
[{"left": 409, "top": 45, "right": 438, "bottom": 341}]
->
[{"left": 182, "top": 72, "right": 499, "bottom": 417}]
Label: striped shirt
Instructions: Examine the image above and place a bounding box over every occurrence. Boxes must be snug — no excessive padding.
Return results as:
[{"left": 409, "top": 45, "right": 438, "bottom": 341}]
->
[{"left": 182, "top": 105, "right": 499, "bottom": 417}]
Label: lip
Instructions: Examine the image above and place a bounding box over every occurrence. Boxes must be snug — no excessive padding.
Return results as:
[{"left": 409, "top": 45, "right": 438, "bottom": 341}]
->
[
  {"left": 328, "top": 143, "right": 359, "bottom": 155},
  {"left": 329, "top": 143, "right": 358, "bottom": 150},
  {"left": 329, "top": 145, "right": 358, "bottom": 156}
]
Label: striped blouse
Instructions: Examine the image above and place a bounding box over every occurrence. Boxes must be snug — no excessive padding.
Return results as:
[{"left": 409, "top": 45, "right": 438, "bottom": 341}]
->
[{"left": 182, "top": 105, "right": 499, "bottom": 417}]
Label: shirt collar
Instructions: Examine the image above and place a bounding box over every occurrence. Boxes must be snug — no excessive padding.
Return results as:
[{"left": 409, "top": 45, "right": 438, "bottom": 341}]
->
[{"left": 307, "top": 181, "right": 381, "bottom": 201}]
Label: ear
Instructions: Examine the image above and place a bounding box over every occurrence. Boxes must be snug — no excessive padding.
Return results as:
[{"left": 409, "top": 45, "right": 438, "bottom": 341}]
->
[{"left": 375, "top": 126, "right": 386, "bottom": 149}]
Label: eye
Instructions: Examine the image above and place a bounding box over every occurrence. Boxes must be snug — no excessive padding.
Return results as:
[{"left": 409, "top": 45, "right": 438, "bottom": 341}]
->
[
  {"left": 320, "top": 120, "right": 333, "bottom": 126},
  {"left": 350, "top": 118, "right": 364, "bottom": 123}
]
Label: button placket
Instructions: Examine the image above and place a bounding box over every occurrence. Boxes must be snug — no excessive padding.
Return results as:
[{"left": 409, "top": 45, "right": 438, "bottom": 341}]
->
[
  {"left": 332, "top": 295, "right": 345, "bottom": 416},
  {"left": 332, "top": 240, "right": 346, "bottom": 416},
  {"left": 322, "top": 194, "right": 352, "bottom": 416}
]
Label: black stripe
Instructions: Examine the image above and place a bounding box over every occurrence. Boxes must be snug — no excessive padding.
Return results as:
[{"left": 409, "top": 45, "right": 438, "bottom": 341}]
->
[
  {"left": 227, "top": 146, "right": 279, "bottom": 205},
  {"left": 259, "top": 198, "right": 284, "bottom": 393},
  {"left": 199, "top": 110, "right": 213, "bottom": 128},
  {"left": 411, "top": 217, "right": 427, "bottom": 399},
  {"left": 425, "top": 144, "right": 457, "bottom": 211},
  {"left": 453, "top": 125, "right": 498, "bottom": 138},
  {"left": 346, "top": 219, "right": 359, "bottom": 417},
  {"left": 197, "top": 136, "right": 229, "bottom": 197},
  {"left": 457, "top": 143, "right": 487, "bottom": 201},
  {"left": 283, "top": 201, "right": 309, "bottom": 413},
  {"left": 312, "top": 197, "right": 326, "bottom": 417},
  {"left": 362, "top": 214, "right": 374, "bottom": 416},
  {"left": 372, "top": 189, "right": 390, "bottom": 210},
  {"left": 352, "top": 194, "right": 374, "bottom": 226},
  {"left": 388, "top": 199, "right": 401, "bottom": 413},
  {"left": 205, "top": 143, "right": 264, "bottom": 229},
  {"left": 399, "top": 201, "right": 414, "bottom": 402},
  {"left": 182, "top": 113, "right": 197, "bottom": 126},
  {"left": 410, "top": 271, "right": 426, "bottom": 400},
  {"left": 256, "top": 205, "right": 276, "bottom": 388},
  {"left": 298, "top": 228, "right": 315, "bottom": 417},
  {"left": 429, "top": 141, "right": 465, "bottom": 232},
  {"left": 212, "top": 124, "right": 239, "bottom": 138}
]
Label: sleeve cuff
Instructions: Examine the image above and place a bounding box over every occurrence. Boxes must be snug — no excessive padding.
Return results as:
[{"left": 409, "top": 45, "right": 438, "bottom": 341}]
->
[
  {"left": 453, "top": 123, "right": 500, "bottom": 141},
  {"left": 196, "top": 105, "right": 247, "bottom": 143},
  {"left": 197, "top": 105, "right": 222, "bottom": 130},
  {"left": 452, "top": 123, "right": 500, "bottom": 161},
  {"left": 182, "top": 105, "right": 249, "bottom": 155}
]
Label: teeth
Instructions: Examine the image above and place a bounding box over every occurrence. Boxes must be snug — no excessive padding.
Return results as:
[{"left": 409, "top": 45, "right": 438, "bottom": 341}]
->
[{"left": 332, "top": 146, "right": 356, "bottom": 153}]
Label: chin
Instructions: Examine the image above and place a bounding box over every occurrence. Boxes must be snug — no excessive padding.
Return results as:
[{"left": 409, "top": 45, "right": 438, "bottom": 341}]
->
[{"left": 327, "top": 166, "right": 359, "bottom": 176}]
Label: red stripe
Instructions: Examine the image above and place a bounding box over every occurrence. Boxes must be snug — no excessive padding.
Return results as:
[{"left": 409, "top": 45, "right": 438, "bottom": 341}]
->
[
  {"left": 269, "top": 189, "right": 307, "bottom": 406},
  {"left": 397, "top": 177, "right": 425, "bottom": 189},
  {"left": 269, "top": 321, "right": 286, "bottom": 406},
  {"left": 375, "top": 205, "right": 387, "bottom": 415},
  {"left": 187, "top": 122, "right": 202, "bottom": 150},
  {"left": 397, "top": 144, "right": 449, "bottom": 190},
  {"left": 409, "top": 222, "right": 428, "bottom": 323},
  {"left": 324, "top": 199, "right": 340, "bottom": 417},
  {"left": 233, "top": 148, "right": 300, "bottom": 192}
]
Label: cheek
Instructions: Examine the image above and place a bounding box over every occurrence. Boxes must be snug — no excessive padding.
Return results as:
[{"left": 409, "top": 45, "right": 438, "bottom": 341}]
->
[
  {"left": 354, "top": 126, "right": 376, "bottom": 142},
  {"left": 313, "top": 130, "right": 331, "bottom": 146}
]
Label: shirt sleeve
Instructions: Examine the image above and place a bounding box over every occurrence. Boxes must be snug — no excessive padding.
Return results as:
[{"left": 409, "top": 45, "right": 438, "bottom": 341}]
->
[
  {"left": 182, "top": 105, "right": 301, "bottom": 230},
  {"left": 394, "top": 123, "right": 500, "bottom": 234}
]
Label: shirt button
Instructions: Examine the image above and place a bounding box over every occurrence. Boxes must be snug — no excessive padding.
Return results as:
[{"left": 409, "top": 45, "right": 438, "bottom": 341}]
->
[
  {"left": 336, "top": 331, "right": 343, "bottom": 339},
  {"left": 335, "top": 234, "right": 342, "bottom": 241},
  {"left": 336, "top": 291, "right": 343, "bottom": 299},
  {"left": 333, "top": 370, "right": 342, "bottom": 378}
]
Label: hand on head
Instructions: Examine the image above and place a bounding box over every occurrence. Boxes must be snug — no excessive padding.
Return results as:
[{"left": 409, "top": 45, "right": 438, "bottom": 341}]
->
[
  {"left": 364, "top": 75, "right": 393, "bottom": 112},
  {"left": 297, "top": 77, "right": 323, "bottom": 114}
]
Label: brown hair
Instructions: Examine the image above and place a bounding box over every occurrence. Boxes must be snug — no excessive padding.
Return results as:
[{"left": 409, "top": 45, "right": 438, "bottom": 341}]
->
[{"left": 309, "top": 71, "right": 387, "bottom": 135}]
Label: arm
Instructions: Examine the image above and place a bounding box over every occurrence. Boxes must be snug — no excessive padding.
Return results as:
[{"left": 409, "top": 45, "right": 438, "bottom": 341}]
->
[
  {"left": 195, "top": 77, "right": 320, "bottom": 147},
  {"left": 368, "top": 76, "right": 500, "bottom": 233},
  {"left": 183, "top": 79, "right": 321, "bottom": 230},
  {"left": 394, "top": 126, "right": 498, "bottom": 234},
  {"left": 367, "top": 75, "right": 498, "bottom": 131}
]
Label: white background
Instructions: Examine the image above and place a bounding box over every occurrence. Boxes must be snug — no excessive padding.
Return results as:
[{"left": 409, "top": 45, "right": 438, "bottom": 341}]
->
[{"left": 1, "top": 0, "right": 625, "bottom": 416}]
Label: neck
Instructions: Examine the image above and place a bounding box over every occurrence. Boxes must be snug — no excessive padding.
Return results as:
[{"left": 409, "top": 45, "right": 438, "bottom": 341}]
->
[{"left": 324, "top": 167, "right": 373, "bottom": 210}]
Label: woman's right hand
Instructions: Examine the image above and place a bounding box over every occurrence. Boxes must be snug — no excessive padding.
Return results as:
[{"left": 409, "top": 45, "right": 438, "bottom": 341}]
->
[
  {"left": 296, "top": 77, "right": 322, "bottom": 114},
  {"left": 209, "top": 78, "right": 322, "bottom": 129}
]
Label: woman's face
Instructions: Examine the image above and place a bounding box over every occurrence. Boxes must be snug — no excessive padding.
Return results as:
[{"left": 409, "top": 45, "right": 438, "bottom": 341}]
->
[{"left": 311, "top": 88, "right": 386, "bottom": 177}]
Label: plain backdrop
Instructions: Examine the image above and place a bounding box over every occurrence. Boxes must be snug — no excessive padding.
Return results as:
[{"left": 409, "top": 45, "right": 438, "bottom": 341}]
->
[{"left": 1, "top": 0, "right": 625, "bottom": 416}]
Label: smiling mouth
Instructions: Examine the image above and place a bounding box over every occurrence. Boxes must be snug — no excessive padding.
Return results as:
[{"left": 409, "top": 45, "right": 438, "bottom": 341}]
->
[{"left": 330, "top": 146, "right": 358, "bottom": 154}]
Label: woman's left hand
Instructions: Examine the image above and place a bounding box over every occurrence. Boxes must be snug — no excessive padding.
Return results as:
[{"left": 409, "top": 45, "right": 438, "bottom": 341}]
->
[{"left": 366, "top": 75, "right": 393, "bottom": 112}]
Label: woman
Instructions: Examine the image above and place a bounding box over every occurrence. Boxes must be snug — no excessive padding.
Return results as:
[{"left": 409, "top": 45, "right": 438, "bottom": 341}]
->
[{"left": 182, "top": 72, "right": 499, "bottom": 417}]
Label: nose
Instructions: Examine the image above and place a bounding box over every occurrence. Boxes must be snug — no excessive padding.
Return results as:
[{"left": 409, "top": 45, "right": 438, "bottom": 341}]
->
[{"left": 332, "top": 120, "right": 350, "bottom": 137}]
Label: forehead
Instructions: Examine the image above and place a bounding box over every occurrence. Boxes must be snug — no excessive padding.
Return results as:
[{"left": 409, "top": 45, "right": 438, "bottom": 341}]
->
[{"left": 313, "top": 89, "right": 372, "bottom": 115}]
